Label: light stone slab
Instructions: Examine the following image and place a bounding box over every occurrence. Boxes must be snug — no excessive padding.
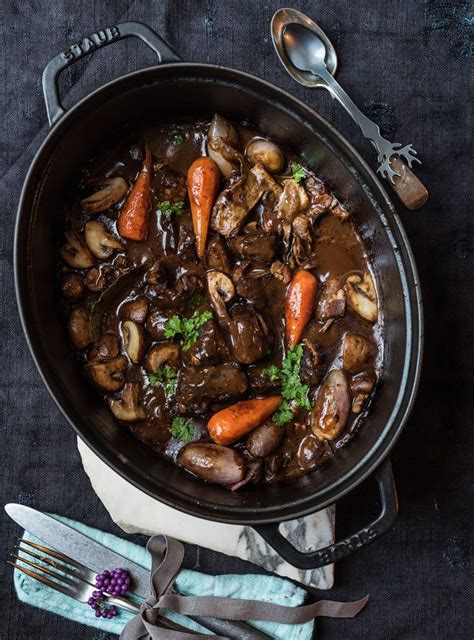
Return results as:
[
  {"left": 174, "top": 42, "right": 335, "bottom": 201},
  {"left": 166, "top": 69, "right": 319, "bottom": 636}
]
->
[{"left": 78, "top": 438, "right": 334, "bottom": 588}]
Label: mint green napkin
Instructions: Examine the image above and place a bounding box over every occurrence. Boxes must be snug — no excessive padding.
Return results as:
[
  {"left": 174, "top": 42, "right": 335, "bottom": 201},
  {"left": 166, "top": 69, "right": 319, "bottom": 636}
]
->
[{"left": 14, "top": 515, "right": 314, "bottom": 639}]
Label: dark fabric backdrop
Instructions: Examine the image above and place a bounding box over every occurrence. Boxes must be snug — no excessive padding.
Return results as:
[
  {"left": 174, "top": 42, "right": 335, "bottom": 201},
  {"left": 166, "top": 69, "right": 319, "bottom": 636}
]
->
[{"left": 1, "top": 1, "right": 472, "bottom": 638}]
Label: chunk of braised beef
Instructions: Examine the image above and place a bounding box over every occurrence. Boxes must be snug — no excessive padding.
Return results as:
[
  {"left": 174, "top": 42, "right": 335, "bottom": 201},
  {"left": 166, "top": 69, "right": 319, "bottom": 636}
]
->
[
  {"left": 177, "top": 222, "right": 197, "bottom": 261},
  {"left": 228, "top": 232, "right": 278, "bottom": 263},
  {"left": 153, "top": 164, "right": 187, "bottom": 203},
  {"left": 205, "top": 234, "right": 232, "bottom": 274},
  {"left": 146, "top": 261, "right": 168, "bottom": 286},
  {"left": 183, "top": 318, "right": 229, "bottom": 367},
  {"left": 176, "top": 364, "right": 248, "bottom": 414},
  {"left": 145, "top": 307, "right": 175, "bottom": 341},
  {"left": 300, "top": 339, "right": 326, "bottom": 387},
  {"left": 247, "top": 365, "right": 281, "bottom": 394},
  {"left": 316, "top": 278, "right": 346, "bottom": 321},
  {"left": 228, "top": 303, "right": 273, "bottom": 364},
  {"left": 175, "top": 273, "right": 204, "bottom": 298}
]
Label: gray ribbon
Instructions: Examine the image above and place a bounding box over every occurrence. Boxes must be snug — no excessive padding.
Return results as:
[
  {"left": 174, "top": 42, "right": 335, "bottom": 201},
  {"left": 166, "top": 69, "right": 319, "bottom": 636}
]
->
[{"left": 120, "top": 535, "right": 368, "bottom": 639}]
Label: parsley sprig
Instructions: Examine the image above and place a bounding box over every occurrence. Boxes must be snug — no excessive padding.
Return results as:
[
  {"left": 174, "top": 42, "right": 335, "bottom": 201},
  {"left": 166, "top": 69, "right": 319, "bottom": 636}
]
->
[
  {"left": 263, "top": 344, "right": 312, "bottom": 426},
  {"left": 289, "top": 162, "right": 308, "bottom": 184},
  {"left": 156, "top": 200, "right": 185, "bottom": 220},
  {"left": 164, "top": 310, "right": 213, "bottom": 351},
  {"left": 169, "top": 129, "right": 184, "bottom": 145},
  {"left": 171, "top": 416, "right": 195, "bottom": 442},
  {"left": 148, "top": 365, "right": 178, "bottom": 397}
]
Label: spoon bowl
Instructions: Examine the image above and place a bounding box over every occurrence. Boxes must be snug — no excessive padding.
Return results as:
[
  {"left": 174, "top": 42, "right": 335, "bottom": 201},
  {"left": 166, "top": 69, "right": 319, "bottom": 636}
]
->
[
  {"left": 271, "top": 8, "right": 338, "bottom": 88},
  {"left": 283, "top": 22, "right": 330, "bottom": 75}
]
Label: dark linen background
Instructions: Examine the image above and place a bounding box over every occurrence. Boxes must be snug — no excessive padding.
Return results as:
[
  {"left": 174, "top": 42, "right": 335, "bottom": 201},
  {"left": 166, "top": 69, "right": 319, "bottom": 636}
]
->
[{"left": 0, "top": 1, "right": 472, "bottom": 638}]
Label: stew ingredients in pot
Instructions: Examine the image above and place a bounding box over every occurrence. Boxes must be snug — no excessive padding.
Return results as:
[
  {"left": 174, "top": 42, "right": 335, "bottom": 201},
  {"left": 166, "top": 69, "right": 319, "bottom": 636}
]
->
[{"left": 58, "top": 114, "right": 382, "bottom": 490}]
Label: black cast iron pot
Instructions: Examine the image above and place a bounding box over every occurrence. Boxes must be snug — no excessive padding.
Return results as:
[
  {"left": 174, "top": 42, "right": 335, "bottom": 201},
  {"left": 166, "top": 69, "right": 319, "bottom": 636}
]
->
[{"left": 15, "top": 22, "right": 423, "bottom": 569}]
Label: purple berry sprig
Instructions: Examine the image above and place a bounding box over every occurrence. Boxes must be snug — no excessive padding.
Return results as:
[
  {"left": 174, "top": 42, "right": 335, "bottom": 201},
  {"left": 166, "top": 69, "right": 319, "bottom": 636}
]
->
[{"left": 87, "top": 567, "right": 132, "bottom": 618}]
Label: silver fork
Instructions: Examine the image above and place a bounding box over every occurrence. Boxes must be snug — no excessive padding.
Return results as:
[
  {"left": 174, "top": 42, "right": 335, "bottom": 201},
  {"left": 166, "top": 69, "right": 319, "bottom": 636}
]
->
[{"left": 8, "top": 538, "right": 196, "bottom": 634}]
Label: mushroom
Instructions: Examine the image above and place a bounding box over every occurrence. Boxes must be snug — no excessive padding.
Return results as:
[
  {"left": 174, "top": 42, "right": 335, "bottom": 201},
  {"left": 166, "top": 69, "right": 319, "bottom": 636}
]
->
[
  {"left": 311, "top": 369, "right": 351, "bottom": 441},
  {"left": 206, "top": 270, "right": 235, "bottom": 323},
  {"left": 351, "top": 370, "right": 376, "bottom": 413},
  {"left": 60, "top": 273, "right": 84, "bottom": 301},
  {"left": 178, "top": 443, "right": 246, "bottom": 485},
  {"left": 80, "top": 177, "right": 128, "bottom": 213},
  {"left": 68, "top": 307, "right": 92, "bottom": 350},
  {"left": 344, "top": 271, "right": 378, "bottom": 323},
  {"left": 86, "top": 355, "right": 127, "bottom": 392},
  {"left": 297, "top": 434, "right": 329, "bottom": 470},
  {"left": 245, "top": 138, "right": 285, "bottom": 173},
  {"left": 207, "top": 113, "right": 240, "bottom": 178},
  {"left": 246, "top": 421, "right": 284, "bottom": 458},
  {"left": 119, "top": 296, "right": 150, "bottom": 323},
  {"left": 108, "top": 382, "right": 146, "bottom": 422},
  {"left": 145, "top": 343, "right": 180, "bottom": 373},
  {"left": 121, "top": 320, "right": 146, "bottom": 364},
  {"left": 342, "top": 333, "right": 377, "bottom": 374},
  {"left": 89, "top": 332, "right": 120, "bottom": 362},
  {"left": 84, "top": 220, "right": 123, "bottom": 260},
  {"left": 60, "top": 231, "right": 94, "bottom": 269},
  {"left": 85, "top": 267, "right": 106, "bottom": 292}
]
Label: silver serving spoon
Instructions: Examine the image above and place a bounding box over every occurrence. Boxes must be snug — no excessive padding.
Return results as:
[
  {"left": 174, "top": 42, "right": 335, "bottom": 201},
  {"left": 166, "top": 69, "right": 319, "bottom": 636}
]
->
[{"left": 272, "top": 8, "right": 428, "bottom": 210}]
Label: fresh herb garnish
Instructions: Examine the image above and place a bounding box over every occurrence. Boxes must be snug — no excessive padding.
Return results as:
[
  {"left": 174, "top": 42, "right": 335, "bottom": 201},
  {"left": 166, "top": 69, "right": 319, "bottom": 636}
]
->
[
  {"left": 171, "top": 416, "right": 195, "bottom": 442},
  {"left": 164, "top": 310, "right": 213, "bottom": 351},
  {"left": 148, "top": 365, "right": 178, "bottom": 397},
  {"left": 169, "top": 129, "right": 184, "bottom": 145},
  {"left": 289, "top": 162, "right": 308, "bottom": 184},
  {"left": 263, "top": 344, "right": 312, "bottom": 426},
  {"left": 156, "top": 200, "right": 185, "bottom": 220},
  {"left": 188, "top": 293, "right": 208, "bottom": 310}
]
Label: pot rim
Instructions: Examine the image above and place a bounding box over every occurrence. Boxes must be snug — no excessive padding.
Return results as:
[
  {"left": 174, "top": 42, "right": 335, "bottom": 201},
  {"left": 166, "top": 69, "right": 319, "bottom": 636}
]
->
[{"left": 14, "top": 61, "right": 424, "bottom": 524}]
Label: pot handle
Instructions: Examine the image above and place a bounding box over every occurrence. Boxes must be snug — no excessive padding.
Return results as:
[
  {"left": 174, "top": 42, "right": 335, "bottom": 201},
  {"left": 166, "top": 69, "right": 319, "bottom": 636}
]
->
[
  {"left": 42, "top": 21, "right": 181, "bottom": 126},
  {"left": 253, "top": 457, "right": 398, "bottom": 569}
]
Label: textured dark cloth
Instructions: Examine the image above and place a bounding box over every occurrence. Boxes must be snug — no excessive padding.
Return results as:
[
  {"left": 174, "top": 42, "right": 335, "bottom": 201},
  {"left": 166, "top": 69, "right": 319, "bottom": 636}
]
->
[{"left": 0, "top": 1, "right": 472, "bottom": 639}]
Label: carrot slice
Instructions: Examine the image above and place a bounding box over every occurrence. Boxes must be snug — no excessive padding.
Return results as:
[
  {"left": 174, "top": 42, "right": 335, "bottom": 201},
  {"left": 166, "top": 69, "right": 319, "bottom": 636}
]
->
[
  {"left": 208, "top": 396, "right": 282, "bottom": 446},
  {"left": 117, "top": 147, "right": 152, "bottom": 241},
  {"left": 285, "top": 269, "right": 318, "bottom": 347},
  {"left": 187, "top": 156, "right": 220, "bottom": 257}
]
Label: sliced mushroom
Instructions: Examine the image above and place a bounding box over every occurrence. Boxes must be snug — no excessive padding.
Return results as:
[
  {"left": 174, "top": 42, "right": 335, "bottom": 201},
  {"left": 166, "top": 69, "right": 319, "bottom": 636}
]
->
[
  {"left": 68, "top": 307, "right": 92, "bottom": 350},
  {"left": 86, "top": 355, "right": 127, "bottom": 392},
  {"left": 207, "top": 114, "right": 240, "bottom": 178},
  {"left": 342, "top": 333, "right": 377, "bottom": 374},
  {"left": 145, "top": 343, "right": 180, "bottom": 373},
  {"left": 245, "top": 138, "right": 285, "bottom": 173},
  {"left": 60, "top": 273, "right": 84, "bottom": 301},
  {"left": 119, "top": 296, "right": 149, "bottom": 323},
  {"left": 351, "top": 370, "right": 376, "bottom": 413},
  {"left": 60, "top": 231, "right": 94, "bottom": 269},
  {"left": 344, "top": 271, "right": 378, "bottom": 323},
  {"left": 80, "top": 177, "right": 128, "bottom": 213},
  {"left": 108, "top": 382, "right": 146, "bottom": 422},
  {"left": 85, "top": 220, "right": 123, "bottom": 260},
  {"left": 270, "top": 260, "right": 293, "bottom": 284},
  {"left": 121, "top": 320, "right": 146, "bottom": 364},
  {"left": 206, "top": 270, "right": 235, "bottom": 323},
  {"left": 311, "top": 369, "right": 351, "bottom": 441},
  {"left": 178, "top": 443, "right": 246, "bottom": 485},
  {"left": 85, "top": 267, "right": 106, "bottom": 292},
  {"left": 89, "top": 332, "right": 120, "bottom": 362}
]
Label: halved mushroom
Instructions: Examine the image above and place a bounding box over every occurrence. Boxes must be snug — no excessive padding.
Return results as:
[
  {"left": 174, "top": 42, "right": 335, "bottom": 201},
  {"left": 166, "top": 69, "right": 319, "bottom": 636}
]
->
[
  {"left": 311, "top": 369, "right": 351, "bottom": 441},
  {"left": 85, "top": 267, "right": 106, "bottom": 292},
  {"left": 342, "top": 333, "right": 377, "bottom": 374},
  {"left": 80, "top": 177, "right": 128, "bottom": 213},
  {"left": 68, "top": 307, "right": 92, "bottom": 350},
  {"left": 84, "top": 220, "right": 123, "bottom": 260},
  {"left": 60, "top": 231, "right": 94, "bottom": 269},
  {"left": 86, "top": 355, "right": 127, "bottom": 392},
  {"left": 145, "top": 343, "right": 180, "bottom": 373},
  {"left": 245, "top": 138, "right": 285, "bottom": 173},
  {"left": 206, "top": 270, "right": 235, "bottom": 323},
  {"left": 119, "top": 296, "right": 150, "bottom": 323},
  {"left": 108, "top": 382, "right": 146, "bottom": 422},
  {"left": 60, "top": 273, "right": 84, "bottom": 301},
  {"left": 344, "top": 271, "right": 378, "bottom": 323},
  {"left": 207, "top": 113, "right": 240, "bottom": 178},
  {"left": 121, "top": 320, "right": 146, "bottom": 364}
]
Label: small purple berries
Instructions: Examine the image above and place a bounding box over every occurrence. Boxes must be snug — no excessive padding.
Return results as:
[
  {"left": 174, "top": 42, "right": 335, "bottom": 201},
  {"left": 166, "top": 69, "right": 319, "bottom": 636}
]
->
[{"left": 86, "top": 567, "right": 132, "bottom": 617}]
